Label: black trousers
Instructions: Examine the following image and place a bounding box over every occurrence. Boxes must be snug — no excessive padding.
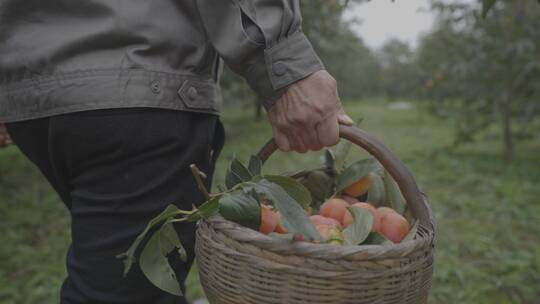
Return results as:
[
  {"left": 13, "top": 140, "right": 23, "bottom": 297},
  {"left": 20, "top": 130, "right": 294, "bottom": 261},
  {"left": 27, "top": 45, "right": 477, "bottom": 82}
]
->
[{"left": 6, "top": 109, "right": 225, "bottom": 304}]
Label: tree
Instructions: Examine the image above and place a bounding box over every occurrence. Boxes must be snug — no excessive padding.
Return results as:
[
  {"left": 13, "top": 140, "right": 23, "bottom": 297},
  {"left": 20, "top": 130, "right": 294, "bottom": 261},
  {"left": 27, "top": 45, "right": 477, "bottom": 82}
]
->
[
  {"left": 416, "top": 0, "right": 540, "bottom": 161},
  {"left": 377, "top": 39, "right": 417, "bottom": 101}
]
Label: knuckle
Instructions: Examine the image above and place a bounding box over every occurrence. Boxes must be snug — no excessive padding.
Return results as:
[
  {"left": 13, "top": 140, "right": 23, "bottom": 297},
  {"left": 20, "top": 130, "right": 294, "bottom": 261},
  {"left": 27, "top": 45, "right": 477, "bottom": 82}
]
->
[
  {"left": 288, "top": 114, "right": 309, "bottom": 126},
  {"left": 274, "top": 118, "right": 289, "bottom": 130},
  {"left": 328, "top": 76, "right": 338, "bottom": 88}
]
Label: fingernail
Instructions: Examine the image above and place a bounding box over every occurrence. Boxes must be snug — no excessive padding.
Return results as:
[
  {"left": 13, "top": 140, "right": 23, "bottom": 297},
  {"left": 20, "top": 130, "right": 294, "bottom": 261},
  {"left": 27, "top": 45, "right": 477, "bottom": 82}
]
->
[{"left": 339, "top": 114, "right": 354, "bottom": 125}]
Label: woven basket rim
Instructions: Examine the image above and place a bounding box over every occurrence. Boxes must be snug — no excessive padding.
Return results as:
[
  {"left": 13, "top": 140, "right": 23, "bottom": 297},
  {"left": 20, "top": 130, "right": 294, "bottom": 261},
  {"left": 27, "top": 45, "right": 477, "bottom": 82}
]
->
[{"left": 200, "top": 196, "right": 435, "bottom": 262}]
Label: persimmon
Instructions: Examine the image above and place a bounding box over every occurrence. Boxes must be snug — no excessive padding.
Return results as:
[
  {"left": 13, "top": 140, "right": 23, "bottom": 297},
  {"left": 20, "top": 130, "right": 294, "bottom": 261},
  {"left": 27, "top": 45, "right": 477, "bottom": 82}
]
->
[
  {"left": 342, "top": 202, "right": 380, "bottom": 232},
  {"left": 377, "top": 207, "right": 397, "bottom": 218},
  {"left": 315, "top": 224, "right": 344, "bottom": 245},
  {"left": 343, "top": 175, "right": 371, "bottom": 197},
  {"left": 293, "top": 233, "right": 305, "bottom": 242},
  {"left": 379, "top": 212, "right": 410, "bottom": 243},
  {"left": 342, "top": 195, "right": 359, "bottom": 205},
  {"left": 274, "top": 207, "right": 313, "bottom": 234},
  {"left": 274, "top": 211, "right": 287, "bottom": 234},
  {"left": 259, "top": 205, "right": 278, "bottom": 234},
  {"left": 319, "top": 198, "right": 349, "bottom": 223},
  {"left": 310, "top": 215, "right": 341, "bottom": 228}
]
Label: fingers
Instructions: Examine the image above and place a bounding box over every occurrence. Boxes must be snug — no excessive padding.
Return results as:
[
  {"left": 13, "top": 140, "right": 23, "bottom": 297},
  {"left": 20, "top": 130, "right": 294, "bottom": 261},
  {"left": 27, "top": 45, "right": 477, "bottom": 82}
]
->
[
  {"left": 316, "top": 114, "right": 340, "bottom": 147},
  {"left": 301, "top": 127, "right": 323, "bottom": 151},
  {"left": 337, "top": 108, "right": 354, "bottom": 126},
  {"left": 271, "top": 124, "right": 291, "bottom": 152},
  {"left": 289, "top": 132, "right": 308, "bottom": 153}
]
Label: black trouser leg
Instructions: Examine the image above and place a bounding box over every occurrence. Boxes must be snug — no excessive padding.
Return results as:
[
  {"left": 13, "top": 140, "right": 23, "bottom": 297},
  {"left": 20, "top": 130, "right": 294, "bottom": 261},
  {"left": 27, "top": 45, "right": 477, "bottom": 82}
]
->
[{"left": 6, "top": 109, "right": 224, "bottom": 304}]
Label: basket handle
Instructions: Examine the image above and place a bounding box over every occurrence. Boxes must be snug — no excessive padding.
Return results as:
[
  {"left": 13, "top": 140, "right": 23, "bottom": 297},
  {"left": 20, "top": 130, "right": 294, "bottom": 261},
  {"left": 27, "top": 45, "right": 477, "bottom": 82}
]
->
[{"left": 257, "top": 124, "right": 433, "bottom": 228}]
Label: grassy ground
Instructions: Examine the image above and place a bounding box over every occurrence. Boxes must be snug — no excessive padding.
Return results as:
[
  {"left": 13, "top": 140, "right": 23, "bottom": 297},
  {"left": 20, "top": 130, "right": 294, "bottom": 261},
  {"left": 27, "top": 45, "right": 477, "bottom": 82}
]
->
[{"left": 1, "top": 101, "right": 539, "bottom": 304}]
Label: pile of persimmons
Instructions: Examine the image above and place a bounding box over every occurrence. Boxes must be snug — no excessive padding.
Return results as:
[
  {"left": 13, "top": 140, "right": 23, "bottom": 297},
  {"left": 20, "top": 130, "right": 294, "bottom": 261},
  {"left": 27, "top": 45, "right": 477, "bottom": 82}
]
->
[{"left": 259, "top": 175, "right": 411, "bottom": 245}]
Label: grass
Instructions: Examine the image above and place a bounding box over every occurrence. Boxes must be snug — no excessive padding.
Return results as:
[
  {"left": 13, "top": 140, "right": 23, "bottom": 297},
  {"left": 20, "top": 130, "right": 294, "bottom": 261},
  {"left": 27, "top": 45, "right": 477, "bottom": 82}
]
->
[{"left": 1, "top": 100, "right": 539, "bottom": 304}]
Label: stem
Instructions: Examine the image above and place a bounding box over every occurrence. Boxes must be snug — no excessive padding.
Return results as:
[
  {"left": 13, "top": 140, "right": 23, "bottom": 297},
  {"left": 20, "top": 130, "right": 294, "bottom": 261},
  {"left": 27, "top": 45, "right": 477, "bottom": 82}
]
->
[
  {"left": 168, "top": 218, "right": 189, "bottom": 224},
  {"left": 190, "top": 164, "right": 211, "bottom": 201}
]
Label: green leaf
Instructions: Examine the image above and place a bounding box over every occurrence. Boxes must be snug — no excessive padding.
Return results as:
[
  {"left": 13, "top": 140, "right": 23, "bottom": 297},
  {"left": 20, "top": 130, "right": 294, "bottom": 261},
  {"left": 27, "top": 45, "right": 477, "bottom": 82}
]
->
[
  {"left": 186, "top": 198, "right": 220, "bottom": 222},
  {"left": 336, "top": 158, "right": 381, "bottom": 192},
  {"left": 117, "top": 204, "right": 182, "bottom": 277},
  {"left": 299, "top": 170, "right": 334, "bottom": 209},
  {"left": 248, "top": 155, "right": 263, "bottom": 176},
  {"left": 402, "top": 221, "right": 419, "bottom": 243},
  {"left": 362, "top": 232, "right": 393, "bottom": 245},
  {"left": 161, "top": 220, "right": 188, "bottom": 262},
  {"left": 264, "top": 175, "right": 312, "bottom": 210},
  {"left": 139, "top": 223, "right": 184, "bottom": 296},
  {"left": 322, "top": 149, "right": 336, "bottom": 171},
  {"left": 244, "top": 179, "right": 320, "bottom": 241},
  {"left": 482, "top": 0, "right": 497, "bottom": 18},
  {"left": 383, "top": 170, "right": 407, "bottom": 215},
  {"left": 343, "top": 207, "right": 373, "bottom": 245},
  {"left": 333, "top": 140, "right": 352, "bottom": 171},
  {"left": 367, "top": 172, "right": 386, "bottom": 207},
  {"left": 219, "top": 192, "right": 261, "bottom": 230},
  {"left": 225, "top": 157, "right": 252, "bottom": 189}
]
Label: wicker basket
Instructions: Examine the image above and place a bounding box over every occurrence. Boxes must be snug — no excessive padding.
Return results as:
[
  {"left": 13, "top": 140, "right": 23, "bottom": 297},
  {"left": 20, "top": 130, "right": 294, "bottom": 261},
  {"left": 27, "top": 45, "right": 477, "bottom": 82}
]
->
[{"left": 196, "top": 125, "right": 436, "bottom": 304}]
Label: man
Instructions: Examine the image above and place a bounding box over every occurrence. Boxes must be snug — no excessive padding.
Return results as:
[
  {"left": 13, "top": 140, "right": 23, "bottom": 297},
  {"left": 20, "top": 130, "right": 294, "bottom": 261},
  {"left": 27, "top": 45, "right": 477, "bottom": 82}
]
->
[{"left": 0, "top": 1, "right": 352, "bottom": 303}]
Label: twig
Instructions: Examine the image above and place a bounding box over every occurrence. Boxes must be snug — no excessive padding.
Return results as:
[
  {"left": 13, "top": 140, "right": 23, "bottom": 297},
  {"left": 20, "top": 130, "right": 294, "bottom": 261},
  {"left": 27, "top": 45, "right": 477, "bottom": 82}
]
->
[{"left": 190, "top": 164, "right": 211, "bottom": 201}]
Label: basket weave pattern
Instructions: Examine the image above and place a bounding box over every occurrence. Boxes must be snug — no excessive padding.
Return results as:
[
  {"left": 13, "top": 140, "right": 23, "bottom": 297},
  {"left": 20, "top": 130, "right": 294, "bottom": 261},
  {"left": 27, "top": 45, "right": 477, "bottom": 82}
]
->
[
  {"left": 196, "top": 212, "right": 434, "bottom": 304},
  {"left": 196, "top": 126, "right": 436, "bottom": 303}
]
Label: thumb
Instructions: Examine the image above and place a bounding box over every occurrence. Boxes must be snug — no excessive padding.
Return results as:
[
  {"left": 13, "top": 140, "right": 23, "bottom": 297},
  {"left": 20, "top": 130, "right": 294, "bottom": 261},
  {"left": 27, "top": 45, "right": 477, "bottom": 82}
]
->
[{"left": 337, "top": 108, "right": 354, "bottom": 126}]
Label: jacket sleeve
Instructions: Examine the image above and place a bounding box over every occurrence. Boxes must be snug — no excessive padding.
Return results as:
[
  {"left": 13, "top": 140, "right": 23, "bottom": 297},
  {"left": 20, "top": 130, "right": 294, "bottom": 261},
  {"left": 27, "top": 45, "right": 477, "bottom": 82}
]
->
[{"left": 197, "top": 0, "right": 324, "bottom": 109}]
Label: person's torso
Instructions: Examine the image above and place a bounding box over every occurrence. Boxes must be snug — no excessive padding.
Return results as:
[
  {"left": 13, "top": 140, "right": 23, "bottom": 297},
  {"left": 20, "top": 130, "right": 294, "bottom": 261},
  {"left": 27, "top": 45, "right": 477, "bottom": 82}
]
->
[{"left": 0, "top": 0, "right": 222, "bottom": 122}]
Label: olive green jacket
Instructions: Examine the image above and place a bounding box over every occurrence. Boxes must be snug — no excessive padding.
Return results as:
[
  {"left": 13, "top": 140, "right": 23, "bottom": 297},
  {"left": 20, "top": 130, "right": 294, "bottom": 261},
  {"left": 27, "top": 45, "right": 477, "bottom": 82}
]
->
[{"left": 0, "top": 0, "right": 323, "bottom": 122}]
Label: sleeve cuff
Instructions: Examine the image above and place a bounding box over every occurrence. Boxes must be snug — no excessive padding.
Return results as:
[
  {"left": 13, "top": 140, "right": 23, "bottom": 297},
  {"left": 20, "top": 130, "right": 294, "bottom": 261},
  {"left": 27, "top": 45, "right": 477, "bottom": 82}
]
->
[{"left": 245, "top": 31, "right": 324, "bottom": 110}]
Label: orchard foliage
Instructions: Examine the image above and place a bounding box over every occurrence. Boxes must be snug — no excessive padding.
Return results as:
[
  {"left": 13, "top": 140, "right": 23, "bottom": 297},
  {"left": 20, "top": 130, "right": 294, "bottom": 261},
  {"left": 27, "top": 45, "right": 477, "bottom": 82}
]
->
[
  {"left": 220, "top": 0, "right": 539, "bottom": 160},
  {"left": 417, "top": 0, "right": 540, "bottom": 161}
]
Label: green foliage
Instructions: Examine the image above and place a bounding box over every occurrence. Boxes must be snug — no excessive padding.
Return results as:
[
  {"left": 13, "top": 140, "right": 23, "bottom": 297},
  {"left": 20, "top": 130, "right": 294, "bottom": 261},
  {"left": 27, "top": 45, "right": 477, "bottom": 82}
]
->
[
  {"left": 117, "top": 204, "right": 187, "bottom": 277},
  {"left": 343, "top": 207, "right": 373, "bottom": 245},
  {"left": 335, "top": 158, "right": 381, "bottom": 192},
  {"left": 482, "top": 0, "right": 498, "bottom": 18},
  {"left": 139, "top": 222, "right": 185, "bottom": 296},
  {"left": 2, "top": 102, "right": 539, "bottom": 303},
  {"left": 367, "top": 173, "right": 386, "bottom": 207},
  {"left": 362, "top": 232, "right": 392, "bottom": 245},
  {"left": 298, "top": 170, "right": 334, "bottom": 209},
  {"left": 243, "top": 179, "right": 319, "bottom": 240},
  {"left": 116, "top": 156, "right": 319, "bottom": 295},
  {"left": 417, "top": 0, "right": 540, "bottom": 161},
  {"left": 382, "top": 170, "right": 407, "bottom": 215},
  {"left": 247, "top": 155, "right": 262, "bottom": 176},
  {"left": 218, "top": 192, "right": 260, "bottom": 230},
  {"left": 225, "top": 157, "right": 253, "bottom": 189},
  {"left": 263, "top": 175, "right": 312, "bottom": 210},
  {"left": 332, "top": 139, "right": 353, "bottom": 172}
]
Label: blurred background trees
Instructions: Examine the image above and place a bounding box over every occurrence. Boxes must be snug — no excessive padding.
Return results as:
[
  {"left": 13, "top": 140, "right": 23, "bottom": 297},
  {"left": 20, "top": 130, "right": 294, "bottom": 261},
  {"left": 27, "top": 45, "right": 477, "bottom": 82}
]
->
[
  {"left": 417, "top": 0, "right": 540, "bottom": 161},
  {"left": 221, "top": 0, "right": 539, "bottom": 162},
  {"left": 2, "top": 1, "right": 539, "bottom": 303}
]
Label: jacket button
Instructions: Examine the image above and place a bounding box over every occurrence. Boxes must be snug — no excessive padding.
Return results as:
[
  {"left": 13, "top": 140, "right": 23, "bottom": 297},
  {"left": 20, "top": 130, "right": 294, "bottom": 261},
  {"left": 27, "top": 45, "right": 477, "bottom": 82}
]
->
[
  {"left": 187, "top": 87, "right": 198, "bottom": 100},
  {"left": 273, "top": 62, "right": 287, "bottom": 76},
  {"left": 151, "top": 80, "right": 161, "bottom": 94}
]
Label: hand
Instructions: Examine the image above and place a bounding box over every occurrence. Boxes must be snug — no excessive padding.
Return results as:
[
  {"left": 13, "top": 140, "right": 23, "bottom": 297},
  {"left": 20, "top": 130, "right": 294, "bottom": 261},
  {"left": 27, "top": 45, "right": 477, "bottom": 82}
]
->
[
  {"left": 268, "top": 70, "right": 353, "bottom": 153},
  {"left": 0, "top": 123, "right": 13, "bottom": 148}
]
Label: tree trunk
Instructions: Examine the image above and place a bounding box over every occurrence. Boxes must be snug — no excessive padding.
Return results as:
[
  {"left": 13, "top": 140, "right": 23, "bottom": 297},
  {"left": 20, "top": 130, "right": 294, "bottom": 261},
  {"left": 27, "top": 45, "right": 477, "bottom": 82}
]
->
[{"left": 502, "top": 102, "right": 514, "bottom": 162}]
